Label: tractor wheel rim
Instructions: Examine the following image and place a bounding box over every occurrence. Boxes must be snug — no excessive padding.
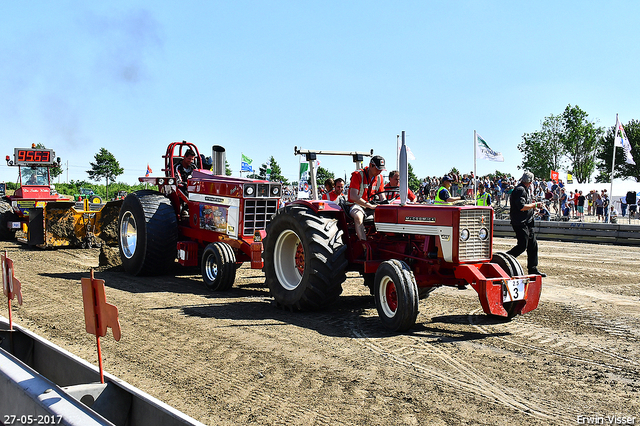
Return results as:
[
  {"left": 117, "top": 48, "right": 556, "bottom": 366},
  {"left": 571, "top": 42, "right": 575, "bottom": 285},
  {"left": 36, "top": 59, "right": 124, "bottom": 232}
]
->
[
  {"left": 380, "top": 277, "right": 398, "bottom": 317},
  {"left": 273, "top": 229, "right": 303, "bottom": 290},
  {"left": 204, "top": 253, "right": 219, "bottom": 282},
  {"left": 120, "top": 211, "right": 137, "bottom": 259}
]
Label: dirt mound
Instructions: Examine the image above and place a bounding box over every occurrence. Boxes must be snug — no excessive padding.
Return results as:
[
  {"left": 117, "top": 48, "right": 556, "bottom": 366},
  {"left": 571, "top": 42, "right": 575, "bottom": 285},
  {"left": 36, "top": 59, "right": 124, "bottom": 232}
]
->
[
  {"left": 99, "top": 245, "right": 122, "bottom": 268},
  {"left": 97, "top": 202, "right": 121, "bottom": 245}
]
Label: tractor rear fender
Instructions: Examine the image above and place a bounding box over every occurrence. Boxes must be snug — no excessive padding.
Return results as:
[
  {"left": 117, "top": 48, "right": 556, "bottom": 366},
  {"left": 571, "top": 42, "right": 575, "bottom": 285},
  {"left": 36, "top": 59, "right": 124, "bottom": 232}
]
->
[
  {"left": 285, "top": 199, "right": 343, "bottom": 214},
  {"left": 286, "top": 199, "right": 351, "bottom": 237},
  {"left": 454, "top": 263, "right": 542, "bottom": 317}
]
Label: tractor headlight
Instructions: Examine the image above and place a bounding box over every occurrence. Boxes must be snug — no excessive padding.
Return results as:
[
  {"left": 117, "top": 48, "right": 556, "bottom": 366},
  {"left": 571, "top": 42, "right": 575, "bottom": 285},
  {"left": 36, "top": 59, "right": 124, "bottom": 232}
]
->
[
  {"left": 158, "top": 178, "right": 165, "bottom": 185},
  {"left": 478, "top": 227, "right": 489, "bottom": 241},
  {"left": 271, "top": 185, "right": 280, "bottom": 196},
  {"left": 244, "top": 184, "right": 255, "bottom": 197},
  {"left": 168, "top": 178, "right": 175, "bottom": 185},
  {"left": 460, "top": 229, "right": 470, "bottom": 242}
]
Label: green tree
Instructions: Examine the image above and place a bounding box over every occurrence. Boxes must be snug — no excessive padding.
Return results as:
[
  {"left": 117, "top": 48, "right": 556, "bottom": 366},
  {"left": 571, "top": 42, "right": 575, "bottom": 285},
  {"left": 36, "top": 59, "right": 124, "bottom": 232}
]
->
[
  {"left": 408, "top": 163, "right": 420, "bottom": 192},
  {"left": 258, "top": 157, "right": 288, "bottom": 184},
  {"left": 595, "top": 119, "right": 640, "bottom": 182},
  {"left": 34, "top": 143, "right": 64, "bottom": 180},
  {"left": 561, "top": 105, "right": 602, "bottom": 183},
  {"left": 86, "top": 148, "right": 124, "bottom": 199},
  {"left": 517, "top": 114, "right": 565, "bottom": 179},
  {"left": 225, "top": 160, "right": 232, "bottom": 176},
  {"left": 484, "top": 170, "right": 512, "bottom": 180},
  {"left": 315, "top": 166, "right": 335, "bottom": 188}
]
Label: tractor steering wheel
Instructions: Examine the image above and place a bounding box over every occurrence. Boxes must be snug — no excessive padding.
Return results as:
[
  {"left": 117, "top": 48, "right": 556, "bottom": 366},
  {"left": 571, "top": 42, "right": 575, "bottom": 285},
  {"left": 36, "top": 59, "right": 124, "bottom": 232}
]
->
[{"left": 369, "top": 188, "right": 400, "bottom": 205}]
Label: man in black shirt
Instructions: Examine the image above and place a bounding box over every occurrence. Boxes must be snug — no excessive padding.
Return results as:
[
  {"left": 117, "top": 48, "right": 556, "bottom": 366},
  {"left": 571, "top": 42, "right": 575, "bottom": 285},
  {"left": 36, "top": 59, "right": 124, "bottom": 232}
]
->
[
  {"left": 176, "top": 149, "right": 197, "bottom": 192},
  {"left": 506, "top": 171, "right": 546, "bottom": 277}
]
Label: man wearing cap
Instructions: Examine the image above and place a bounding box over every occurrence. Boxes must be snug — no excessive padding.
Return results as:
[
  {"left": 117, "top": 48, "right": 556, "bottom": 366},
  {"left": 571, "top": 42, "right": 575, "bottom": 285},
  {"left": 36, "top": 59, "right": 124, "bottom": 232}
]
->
[
  {"left": 434, "top": 175, "right": 462, "bottom": 205},
  {"left": 507, "top": 171, "right": 546, "bottom": 277},
  {"left": 348, "top": 155, "right": 386, "bottom": 240}
]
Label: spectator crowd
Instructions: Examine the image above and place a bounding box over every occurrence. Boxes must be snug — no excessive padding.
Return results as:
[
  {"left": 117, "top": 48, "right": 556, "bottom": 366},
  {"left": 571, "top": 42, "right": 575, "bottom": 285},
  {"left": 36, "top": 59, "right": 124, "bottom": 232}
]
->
[{"left": 280, "top": 170, "right": 637, "bottom": 224}]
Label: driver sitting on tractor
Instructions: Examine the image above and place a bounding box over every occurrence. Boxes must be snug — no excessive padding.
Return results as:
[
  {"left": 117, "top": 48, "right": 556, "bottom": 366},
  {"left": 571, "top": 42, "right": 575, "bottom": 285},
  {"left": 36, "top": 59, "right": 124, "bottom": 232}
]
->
[
  {"left": 385, "top": 170, "right": 417, "bottom": 202},
  {"left": 175, "top": 149, "right": 197, "bottom": 192},
  {"left": 348, "top": 155, "right": 386, "bottom": 241}
]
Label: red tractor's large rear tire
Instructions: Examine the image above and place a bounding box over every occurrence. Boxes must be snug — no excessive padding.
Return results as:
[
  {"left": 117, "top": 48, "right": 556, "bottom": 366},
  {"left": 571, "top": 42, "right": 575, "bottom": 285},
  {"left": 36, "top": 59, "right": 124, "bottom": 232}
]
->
[
  {"left": 118, "top": 190, "right": 178, "bottom": 276},
  {"left": 491, "top": 252, "right": 525, "bottom": 319},
  {"left": 0, "top": 201, "right": 17, "bottom": 241},
  {"left": 263, "top": 204, "right": 347, "bottom": 310},
  {"left": 201, "top": 242, "right": 236, "bottom": 291},
  {"left": 374, "top": 260, "right": 419, "bottom": 332}
]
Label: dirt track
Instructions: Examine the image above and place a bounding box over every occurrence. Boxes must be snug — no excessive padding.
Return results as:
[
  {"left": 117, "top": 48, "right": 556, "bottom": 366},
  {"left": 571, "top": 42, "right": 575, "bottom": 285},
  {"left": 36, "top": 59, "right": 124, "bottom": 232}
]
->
[{"left": 3, "top": 238, "right": 640, "bottom": 425}]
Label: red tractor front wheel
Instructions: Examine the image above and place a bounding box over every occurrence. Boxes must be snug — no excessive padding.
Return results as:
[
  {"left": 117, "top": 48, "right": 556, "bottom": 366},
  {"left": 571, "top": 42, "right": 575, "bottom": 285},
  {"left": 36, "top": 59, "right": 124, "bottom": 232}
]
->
[{"left": 374, "top": 260, "right": 419, "bottom": 332}]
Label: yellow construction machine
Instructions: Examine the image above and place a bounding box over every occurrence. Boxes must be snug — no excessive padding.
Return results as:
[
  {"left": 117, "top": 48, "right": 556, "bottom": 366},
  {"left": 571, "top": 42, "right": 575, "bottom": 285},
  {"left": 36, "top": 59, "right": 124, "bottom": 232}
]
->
[{"left": 1, "top": 146, "right": 121, "bottom": 248}]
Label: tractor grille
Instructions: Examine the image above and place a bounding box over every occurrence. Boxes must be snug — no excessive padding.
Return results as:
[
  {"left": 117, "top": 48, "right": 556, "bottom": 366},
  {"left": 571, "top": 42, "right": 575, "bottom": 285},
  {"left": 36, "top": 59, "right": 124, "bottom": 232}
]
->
[
  {"left": 243, "top": 199, "right": 279, "bottom": 236},
  {"left": 74, "top": 202, "right": 104, "bottom": 212},
  {"left": 458, "top": 209, "right": 492, "bottom": 262}
]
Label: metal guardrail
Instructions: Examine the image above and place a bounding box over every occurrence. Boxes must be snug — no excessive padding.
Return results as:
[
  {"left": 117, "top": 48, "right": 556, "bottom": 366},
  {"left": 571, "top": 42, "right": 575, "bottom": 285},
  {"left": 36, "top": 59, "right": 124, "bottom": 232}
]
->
[
  {"left": 494, "top": 219, "right": 640, "bottom": 245},
  {"left": 0, "top": 316, "right": 206, "bottom": 426}
]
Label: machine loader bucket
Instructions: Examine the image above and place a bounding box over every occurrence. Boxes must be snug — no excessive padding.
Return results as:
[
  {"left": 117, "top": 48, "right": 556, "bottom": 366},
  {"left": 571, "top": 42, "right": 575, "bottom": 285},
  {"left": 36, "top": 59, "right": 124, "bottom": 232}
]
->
[{"left": 27, "top": 200, "right": 123, "bottom": 248}]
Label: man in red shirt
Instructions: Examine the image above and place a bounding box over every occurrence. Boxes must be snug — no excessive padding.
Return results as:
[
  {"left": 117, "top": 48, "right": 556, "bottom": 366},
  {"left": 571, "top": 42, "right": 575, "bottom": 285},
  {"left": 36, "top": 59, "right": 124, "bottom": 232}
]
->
[
  {"left": 322, "top": 178, "right": 345, "bottom": 201},
  {"left": 348, "top": 156, "right": 386, "bottom": 240},
  {"left": 385, "top": 170, "right": 417, "bottom": 202}
]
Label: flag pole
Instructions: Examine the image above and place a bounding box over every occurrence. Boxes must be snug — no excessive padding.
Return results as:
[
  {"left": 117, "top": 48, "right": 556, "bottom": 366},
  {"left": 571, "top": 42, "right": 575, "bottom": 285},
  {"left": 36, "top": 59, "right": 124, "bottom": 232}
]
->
[
  {"left": 609, "top": 114, "right": 618, "bottom": 222},
  {"left": 396, "top": 134, "right": 400, "bottom": 171},
  {"left": 473, "top": 130, "right": 477, "bottom": 201}
]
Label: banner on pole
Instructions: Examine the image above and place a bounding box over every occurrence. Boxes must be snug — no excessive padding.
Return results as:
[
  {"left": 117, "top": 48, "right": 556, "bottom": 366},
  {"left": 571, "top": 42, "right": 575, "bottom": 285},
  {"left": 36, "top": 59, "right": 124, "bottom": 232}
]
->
[
  {"left": 298, "top": 162, "right": 310, "bottom": 199},
  {"left": 614, "top": 117, "right": 635, "bottom": 165},
  {"left": 241, "top": 153, "right": 253, "bottom": 164},
  {"left": 476, "top": 134, "right": 504, "bottom": 162}
]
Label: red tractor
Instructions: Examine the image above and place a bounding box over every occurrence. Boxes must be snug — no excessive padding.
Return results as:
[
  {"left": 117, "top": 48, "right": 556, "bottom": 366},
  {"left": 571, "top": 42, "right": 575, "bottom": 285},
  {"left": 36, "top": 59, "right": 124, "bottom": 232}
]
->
[
  {"left": 118, "top": 141, "right": 281, "bottom": 288},
  {"left": 261, "top": 141, "right": 542, "bottom": 331}
]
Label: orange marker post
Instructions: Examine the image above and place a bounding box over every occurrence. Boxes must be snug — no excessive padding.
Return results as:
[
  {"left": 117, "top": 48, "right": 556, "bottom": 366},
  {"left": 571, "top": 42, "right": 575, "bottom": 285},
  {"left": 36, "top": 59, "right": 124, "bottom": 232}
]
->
[
  {"left": 1, "top": 251, "right": 23, "bottom": 331},
  {"left": 81, "top": 269, "right": 121, "bottom": 384}
]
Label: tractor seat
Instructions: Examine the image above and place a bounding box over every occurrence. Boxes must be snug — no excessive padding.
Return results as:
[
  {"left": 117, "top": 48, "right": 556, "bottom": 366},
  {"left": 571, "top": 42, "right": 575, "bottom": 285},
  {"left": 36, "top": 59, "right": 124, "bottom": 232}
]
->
[
  {"left": 340, "top": 199, "right": 375, "bottom": 224},
  {"left": 169, "top": 157, "right": 182, "bottom": 177}
]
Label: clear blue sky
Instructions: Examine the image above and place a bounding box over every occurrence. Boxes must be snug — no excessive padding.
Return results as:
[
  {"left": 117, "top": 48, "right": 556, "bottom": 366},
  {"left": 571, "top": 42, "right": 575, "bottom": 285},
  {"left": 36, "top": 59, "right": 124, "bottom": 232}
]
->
[{"left": 2, "top": 1, "right": 639, "bottom": 186}]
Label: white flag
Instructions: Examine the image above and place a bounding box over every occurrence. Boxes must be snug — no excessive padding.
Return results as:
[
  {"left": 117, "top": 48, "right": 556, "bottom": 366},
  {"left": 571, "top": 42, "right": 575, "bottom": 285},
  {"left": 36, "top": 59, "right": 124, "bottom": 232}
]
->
[
  {"left": 397, "top": 140, "right": 416, "bottom": 160},
  {"left": 614, "top": 117, "right": 635, "bottom": 165},
  {"left": 476, "top": 133, "right": 504, "bottom": 162}
]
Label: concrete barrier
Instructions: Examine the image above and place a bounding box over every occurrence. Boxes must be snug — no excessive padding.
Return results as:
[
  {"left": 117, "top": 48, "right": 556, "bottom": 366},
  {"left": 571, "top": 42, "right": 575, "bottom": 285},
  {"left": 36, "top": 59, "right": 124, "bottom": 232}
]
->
[{"left": 494, "top": 219, "right": 640, "bottom": 245}]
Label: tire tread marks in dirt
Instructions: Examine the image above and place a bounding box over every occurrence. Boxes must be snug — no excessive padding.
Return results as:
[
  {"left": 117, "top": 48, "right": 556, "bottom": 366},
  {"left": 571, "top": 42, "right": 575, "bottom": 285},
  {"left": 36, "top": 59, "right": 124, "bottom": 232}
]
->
[
  {"left": 263, "top": 204, "right": 347, "bottom": 311},
  {"left": 351, "top": 316, "right": 561, "bottom": 421},
  {"left": 120, "top": 190, "right": 177, "bottom": 276}
]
